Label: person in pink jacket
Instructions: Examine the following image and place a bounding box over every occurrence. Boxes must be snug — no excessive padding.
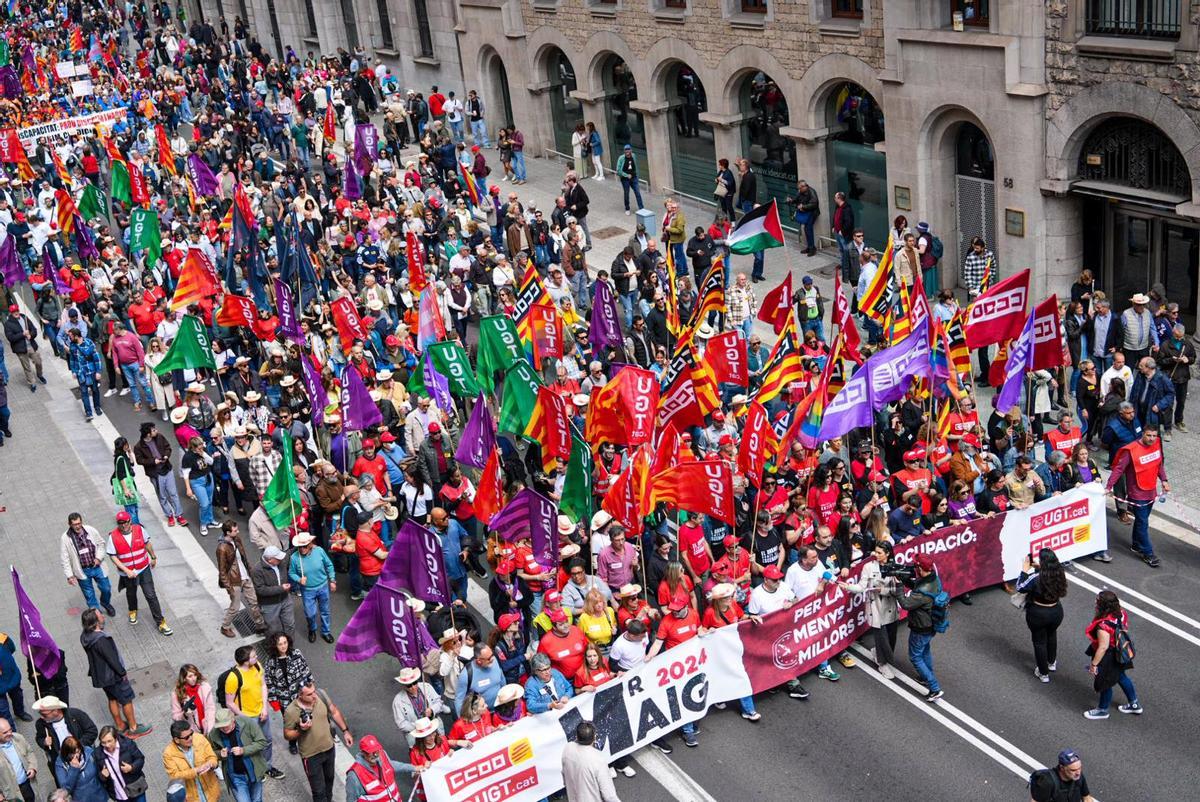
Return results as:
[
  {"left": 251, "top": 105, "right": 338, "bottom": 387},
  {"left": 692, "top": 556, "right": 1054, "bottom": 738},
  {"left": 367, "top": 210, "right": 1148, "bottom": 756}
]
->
[
  {"left": 170, "top": 664, "right": 216, "bottom": 734},
  {"left": 108, "top": 321, "right": 156, "bottom": 412}
]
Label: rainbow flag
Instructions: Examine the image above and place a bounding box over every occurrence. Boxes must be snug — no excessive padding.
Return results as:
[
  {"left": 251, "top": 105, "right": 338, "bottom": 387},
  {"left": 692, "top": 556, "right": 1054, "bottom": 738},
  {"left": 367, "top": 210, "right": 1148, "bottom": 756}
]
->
[
  {"left": 796, "top": 335, "right": 846, "bottom": 449},
  {"left": 459, "top": 162, "right": 480, "bottom": 207}
]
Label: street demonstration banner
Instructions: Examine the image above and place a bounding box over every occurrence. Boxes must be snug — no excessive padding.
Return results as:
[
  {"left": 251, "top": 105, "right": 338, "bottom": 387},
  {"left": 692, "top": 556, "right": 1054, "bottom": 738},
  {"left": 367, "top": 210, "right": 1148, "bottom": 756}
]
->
[
  {"left": 422, "top": 486, "right": 1107, "bottom": 802},
  {"left": 15, "top": 106, "right": 129, "bottom": 146}
]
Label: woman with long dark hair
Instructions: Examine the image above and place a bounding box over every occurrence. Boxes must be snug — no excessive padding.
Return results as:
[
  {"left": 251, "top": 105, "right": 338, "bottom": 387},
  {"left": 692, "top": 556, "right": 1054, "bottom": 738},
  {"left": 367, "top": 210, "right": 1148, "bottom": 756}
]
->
[
  {"left": 111, "top": 437, "right": 141, "bottom": 524},
  {"left": 1084, "top": 590, "right": 1142, "bottom": 719},
  {"left": 1015, "top": 548, "right": 1069, "bottom": 682}
]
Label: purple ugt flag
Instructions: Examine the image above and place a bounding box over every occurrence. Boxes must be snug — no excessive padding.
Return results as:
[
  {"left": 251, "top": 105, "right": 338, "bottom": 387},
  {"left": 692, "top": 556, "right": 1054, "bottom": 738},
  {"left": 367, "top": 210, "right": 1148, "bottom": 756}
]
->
[
  {"left": 454, "top": 395, "right": 496, "bottom": 470},
  {"left": 42, "top": 248, "right": 69, "bottom": 294},
  {"left": 353, "top": 124, "right": 379, "bottom": 173},
  {"left": 488, "top": 489, "right": 559, "bottom": 571},
  {"left": 342, "top": 156, "right": 362, "bottom": 201},
  {"left": 383, "top": 520, "right": 450, "bottom": 605},
  {"left": 0, "top": 235, "right": 23, "bottom": 287},
  {"left": 274, "top": 278, "right": 303, "bottom": 344},
  {"left": 339, "top": 363, "right": 382, "bottom": 431},
  {"left": 817, "top": 327, "right": 930, "bottom": 441},
  {"left": 0, "top": 66, "right": 20, "bottom": 99},
  {"left": 424, "top": 352, "right": 454, "bottom": 420},
  {"left": 75, "top": 216, "right": 100, "bottom": 261},
  {"left": 334, "top": 583, "right": 424, "bottom": 666},
  {"left": 996, "top": 310, "right": 1036, "bottom": 415},
  {"left": 187, "top": 154, "right": 220, "bottom": 197},
  {"left": 589, "top": 279, "right": 624, "bottom": 353},
  {"left": 300, "top": 354, "right": 326, "bottom": 428},
  {"left": 11, "top": 567, "right": 62, "bottom": 678}
]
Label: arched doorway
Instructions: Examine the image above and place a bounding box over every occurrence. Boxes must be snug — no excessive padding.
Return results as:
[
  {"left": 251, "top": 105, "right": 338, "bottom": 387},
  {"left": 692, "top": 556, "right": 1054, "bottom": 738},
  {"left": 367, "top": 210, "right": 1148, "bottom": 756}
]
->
[
  {"left": 1076, "top": 118, "right": 1197, "bottom": 326},
  {"left": 953, "top": 121, "right": 996, "bottom": 267},
  {"left": 739, "top": 72, "right": 795, "bottom": 225},
  {"left": 546, "top": 48, "right": 584, "bottom": 157},
  {"left": 601, "top": 55, "right": 646, "bottom": 171},
  {"left": 825, "top": 83, "right": 887, "bottom": 248},
  {"left": 483, "top": 51, "right": 514, "bottom": 127},
  {"left": 664, "top": 63, "right": 715, "bottom": 200}
]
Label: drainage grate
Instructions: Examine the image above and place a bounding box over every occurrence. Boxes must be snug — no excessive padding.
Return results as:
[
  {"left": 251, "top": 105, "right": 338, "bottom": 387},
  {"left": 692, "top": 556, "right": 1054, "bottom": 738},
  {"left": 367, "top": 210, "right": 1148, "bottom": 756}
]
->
[{"left": 590, "top": 226, "right": 628, "bottom": 240}]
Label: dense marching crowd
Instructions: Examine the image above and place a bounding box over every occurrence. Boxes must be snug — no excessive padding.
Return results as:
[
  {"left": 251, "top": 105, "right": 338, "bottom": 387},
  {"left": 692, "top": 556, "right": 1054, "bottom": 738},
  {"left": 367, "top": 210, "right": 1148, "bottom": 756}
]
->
[{"left": 0, "top": 3, "right": 1175, "bottom": 802}]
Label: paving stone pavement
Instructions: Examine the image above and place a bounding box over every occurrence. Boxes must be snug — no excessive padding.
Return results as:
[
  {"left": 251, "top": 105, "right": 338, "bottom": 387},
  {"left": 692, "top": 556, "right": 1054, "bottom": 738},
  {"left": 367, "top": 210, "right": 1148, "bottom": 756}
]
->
[{"left": 0, "top": 343, "right": 322, "bottom": 801}]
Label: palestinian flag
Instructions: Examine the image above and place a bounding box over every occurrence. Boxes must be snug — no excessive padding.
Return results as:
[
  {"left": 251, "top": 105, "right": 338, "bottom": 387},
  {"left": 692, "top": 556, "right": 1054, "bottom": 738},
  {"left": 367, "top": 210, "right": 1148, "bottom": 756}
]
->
[{"left": 728, "top": 199, "right": 785, "bottom": 254}]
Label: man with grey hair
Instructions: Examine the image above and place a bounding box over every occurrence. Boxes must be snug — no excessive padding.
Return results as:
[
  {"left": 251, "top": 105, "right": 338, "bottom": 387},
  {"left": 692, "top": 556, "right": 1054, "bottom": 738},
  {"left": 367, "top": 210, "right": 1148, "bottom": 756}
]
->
[
  {"left": 1130, "top": 356, "right": 1175, "bottom": 438},
  {"left": 251, "top": 546, "right": 295, "bottom": 638},
  {"left": 1157, "top": 320, "right": 1195, "bottom": 434},
  {"left": 453, "top": 643, "right": 503, "bottom": 714},
  {"left": 1087, "top": 298, "right": 1119, "bottom": 374}
]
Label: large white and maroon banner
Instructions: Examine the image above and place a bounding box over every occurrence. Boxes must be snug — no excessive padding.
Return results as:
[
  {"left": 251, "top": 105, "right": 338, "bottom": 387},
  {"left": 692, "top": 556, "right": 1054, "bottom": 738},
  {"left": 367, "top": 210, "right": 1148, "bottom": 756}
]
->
[
  {"left": 16, "top": 106, "right": 128, "bottom": 146},
  {"left": 422, "top": 486, "right": 1107, "bottom": 802}
]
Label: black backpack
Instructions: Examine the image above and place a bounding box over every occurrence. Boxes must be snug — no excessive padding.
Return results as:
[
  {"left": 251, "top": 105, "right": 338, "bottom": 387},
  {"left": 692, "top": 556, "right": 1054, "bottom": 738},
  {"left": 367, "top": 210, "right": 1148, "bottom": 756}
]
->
[{"left": 215, "top": 667, "right": 243, "bottom": 709}]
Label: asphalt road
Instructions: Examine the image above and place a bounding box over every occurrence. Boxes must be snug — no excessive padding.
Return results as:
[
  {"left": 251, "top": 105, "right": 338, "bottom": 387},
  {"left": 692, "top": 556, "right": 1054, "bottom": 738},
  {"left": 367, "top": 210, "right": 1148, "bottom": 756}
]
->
[{"left": 89, "top": 382, "right": 1200, "bottom": 802}]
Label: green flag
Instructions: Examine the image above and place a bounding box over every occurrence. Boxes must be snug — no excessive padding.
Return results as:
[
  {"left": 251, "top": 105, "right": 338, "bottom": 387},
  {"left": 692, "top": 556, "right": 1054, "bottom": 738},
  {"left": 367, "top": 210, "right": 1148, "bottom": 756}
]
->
[
  {"left": 559, "top": 433, "right": 593, "bottom": 524},
  {"left": 77, "top": 183, "right": 103, "bottom": 220},
  {"left": 262, "top": 431, "right": 302, "bottom": 529},
  {"left": 129, "top": 208, "right": 161, "bottom": 268},
  {"left": 498, "top": 360, "right": 542, "bottom": 435},
  {"left": 153, "top": 315, "right": 216, "bottom": 375},
  {"left": 407, "top": 355, "right": 429, "bottom": 398},
  {"left": 110, "top": 159, "right": 131, "bottom": 205},
  {"left": 0, "top": 40, "right": 10, "bottom": 68},
  {"left": 476, "top": 315, "right": 524, "bottom": 395},
  {"left": 427, "top": 341, "right": 480, "bottom": 398}
]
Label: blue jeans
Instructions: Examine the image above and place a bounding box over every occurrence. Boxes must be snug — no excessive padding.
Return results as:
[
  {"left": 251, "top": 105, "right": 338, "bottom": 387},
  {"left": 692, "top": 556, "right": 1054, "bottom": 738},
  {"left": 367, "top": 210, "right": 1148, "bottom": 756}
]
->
[
  {"left": 0, "top": 344, "right": 7, "bottom": 381},
  {"left": 470, "top": 119, "right": 490, "bottom": 147},
  {"left": 671, "top": 242, "right": 686, "bottom": 272},
  {"left": 153, "top": 472, "right": 183, "bottom": 518},
  {"left": 621, "top": 290, "right": 638, "bottom": 327},
  {"left": 302, "top": 585, "right": 332, "bottom": 635},
  {"left": 1097, "top": 671, "right": 1137, "bottom": 711},
  {"left": 620, "top": 178, "right": 644, "bottom": 212},
  {"left": 450, "top": 575, "right": 468, "bottom": 604},
  {"left": 450, "top": 120, "right": 464, "bottom": 142},
  {"left": 259, "top": 711, "right": 276, "bottom": 768},
  {"left": 123, "top": 504, "right": 140, "bottom": 525},
  {"left": 801, "top": 318, "right": 825, "bottom": 341},
  {"left": 1131, "top": 499, "right": 1155, "bottom": 556},
  {"left": 1092, "top": 354, "right": 1113, "bottom": 374},
  {"left": 0, "top": 687, "right": 28, "bottom": 728},
  {"left": 120, "top": 363, "right": 152, "bottom": 406},
  {"left": 229, "top": 771, "right": 264, "bottom": 802},
  {"left": 189, "top": 474, "right": 215, "bottom": 527},
  {"left": 512, "top": 151, "right": 527, "bottom": 181},
  {"left": 77, "top": 564, "right": 113, "bottom": 610},
  {"left": 908, "top": 631, "right": 939, "bottom": 692},
  {"left": 78, "top": 377, "right": 102, "bottom": 417},
  {"left": 794, "top": 212, "right": 816, "bottom": 251},
  {"left": 737, "top": 695, "right": 757, "bottom": 715},
  {"left": 751, "top": 249, "right": 765, "bottom": 280},
  {"left": 739, "top": 318, "right": 753, "bottom": 340}
]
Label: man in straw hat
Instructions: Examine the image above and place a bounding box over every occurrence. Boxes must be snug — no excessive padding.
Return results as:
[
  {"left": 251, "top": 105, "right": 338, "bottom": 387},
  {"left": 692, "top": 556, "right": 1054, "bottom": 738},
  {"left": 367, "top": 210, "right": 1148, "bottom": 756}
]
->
[
  {"left": 391, "top": 667, "right": 447, "bottom": 747},
  {"left": 287, "top": 533, "right": 336, "bottom": 644},
  {"left": 1121, "top": 292, "right": 1157, "bottom": 365},
  {"left": 32, "top": 695, "right": 96, "bottom": 776}
]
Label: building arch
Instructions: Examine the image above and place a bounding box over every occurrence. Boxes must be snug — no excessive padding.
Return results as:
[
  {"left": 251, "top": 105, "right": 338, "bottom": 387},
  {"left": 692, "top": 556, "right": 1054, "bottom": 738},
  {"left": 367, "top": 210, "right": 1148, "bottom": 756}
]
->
[
  {"left": 644, "top": 38, "right": 713, "bottom": 105},
  {"left": 795, "top": 53, "right": 884, "bottom": 131},
  {"left": 526, "top": 28, "right": 582, "bottom": 83},
  {"left": 477, "top": 45, "right": 514, "bottom": 129},
  {"left": 715, "top": 45, "right": 798, "bottom": 118},
  {"left": 580, "top": 30, "right": 642, "bottom": 98},
  {"left": 1046, "top": 82, "right": 1200, "bottom": 202}
]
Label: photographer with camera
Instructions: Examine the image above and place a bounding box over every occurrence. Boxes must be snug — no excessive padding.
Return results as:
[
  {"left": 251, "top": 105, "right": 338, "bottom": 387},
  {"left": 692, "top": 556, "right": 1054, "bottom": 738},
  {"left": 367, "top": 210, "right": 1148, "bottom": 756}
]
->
[
  {"left": 896, "top": 554, "right": 948, "bottom": 701},
  {"left": 838, "top": 541, "right": 902, "bottom": 678},
  {"left": 284, "top": 682, "right": 354, "bottom": 802}
]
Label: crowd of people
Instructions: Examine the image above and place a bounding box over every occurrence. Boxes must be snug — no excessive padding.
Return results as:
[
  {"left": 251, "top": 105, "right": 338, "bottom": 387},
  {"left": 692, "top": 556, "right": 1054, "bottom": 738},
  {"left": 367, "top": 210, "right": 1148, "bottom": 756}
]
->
[{"left": 0, "top": 1, "right": 1181, "bottom": 802}]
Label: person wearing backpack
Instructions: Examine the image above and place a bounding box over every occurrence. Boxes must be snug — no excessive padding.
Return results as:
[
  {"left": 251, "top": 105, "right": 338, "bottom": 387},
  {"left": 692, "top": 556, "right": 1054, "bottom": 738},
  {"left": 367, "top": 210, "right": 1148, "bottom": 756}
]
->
[
  {"left": 916, "top": 221, "right": 943, "bottom": 294},
  {"left": 896, "top": 553, "right": 947, "bottom": 702},
  {"left": 1029, "top": 749, "right": 1096, "bottom": 802},
  {"left": 221, "top": 647, "right": 285, "bottom": 779},
  {"left": 1084, "top": 589, "right": 1142, "bottom": 720}
]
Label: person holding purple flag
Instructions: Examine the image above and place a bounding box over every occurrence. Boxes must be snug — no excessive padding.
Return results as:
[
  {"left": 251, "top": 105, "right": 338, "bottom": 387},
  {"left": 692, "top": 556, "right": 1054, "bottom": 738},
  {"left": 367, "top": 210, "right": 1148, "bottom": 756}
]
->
[
  {"left": 589, "top": 279, "right": 624, "bottom": 354},
  {"left": 274, "top": 278, "right": 303, "bottom": 344},
  {"left": 343, "top": 156, "right": 363, "bottom": 201},
  {"left": 333, "top": 584, "right": 423, "bottom": 665},
  {"left": 340, "top": 364, "right": 382, "bottom": 431},
  {"left": 996, "top": 310, "right": 1037, "bottom": 414},
  {"left": 0, "top": 629, "right": 33, "bottom": 726},
  {"left": 429, "top": 509, "right": 469, "bottom": 605},
  {"left": 454, "top": 396, "right": 496, "bottom": 470},
  {"left": 187, "top": 154, "right": 220, "bottom": 197}
]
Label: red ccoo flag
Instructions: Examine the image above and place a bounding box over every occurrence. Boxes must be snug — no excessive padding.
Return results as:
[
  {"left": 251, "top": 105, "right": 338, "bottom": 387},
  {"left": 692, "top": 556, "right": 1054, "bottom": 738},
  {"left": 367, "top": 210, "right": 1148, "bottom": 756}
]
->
[{"left": 650, "top": 460, "right": 736, "bottom": 525}]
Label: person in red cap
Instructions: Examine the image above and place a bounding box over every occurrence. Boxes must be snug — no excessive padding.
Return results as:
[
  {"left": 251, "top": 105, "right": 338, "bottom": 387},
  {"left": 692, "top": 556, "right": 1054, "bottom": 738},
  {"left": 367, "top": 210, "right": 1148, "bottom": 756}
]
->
[
  {"left": 699, "top": 410, "right": 736, "bottom": 457},
  {"left": 891, "top": 447, "right": 934, "bottom": 514},
  {"left": 896, "top": 553, "right": 946, "bottom": 701},
  {"left": 536, "top": 609, "right": 588, "bottom": 679},
  {"left": 531, "top": 589, "right": 572, "bottom": 638},
  {"left": 711, "top": 534, "right": 750, "bottom": 595},
  {"left": 105, "top": 511, "right": 173, "bottom": 635},
  {"left": 351, "top": 438, "right": 390, "bottom": 496},
  {"left": 648, "top": 598, "right": 703, "bottom": 746},
  {"left": 345, "top": 734, "right": 419, "bottom": 802},
  {"left": 488, "top": 610, "right": 529, "bottom": 684}
]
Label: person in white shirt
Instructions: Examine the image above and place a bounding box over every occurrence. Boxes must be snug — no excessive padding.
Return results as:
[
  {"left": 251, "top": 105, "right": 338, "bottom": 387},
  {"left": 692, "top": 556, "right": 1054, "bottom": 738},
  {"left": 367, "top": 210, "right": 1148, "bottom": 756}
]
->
[
  {"left": 444, "top": 92, "right": 465, "bottom": 142},
  {"left": 1100, "top": 351, "right": 1133, "bottom": 399},
  {"left": 782, "top": 547, "right": 842, "bottom": 683},
  {"left": 746, "top": 566, "right": 810, "bottom": 699},
  {"left": 608, "top": 619, "right": 649, "bottom": 672}
]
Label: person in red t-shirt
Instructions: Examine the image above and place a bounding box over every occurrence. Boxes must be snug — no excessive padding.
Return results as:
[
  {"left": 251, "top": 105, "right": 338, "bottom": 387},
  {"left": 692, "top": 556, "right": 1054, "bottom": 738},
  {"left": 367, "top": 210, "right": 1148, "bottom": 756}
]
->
[
  {"left": 448, "top": 691, "right": 497, "bottom": 744},
  {"left": 573, "top": 642, "right": 617, "bottom": 692},
  {"left": 536, "top": 610, "right": 587, "bottom": 678},
  {"left": 354, "top": 517, "right": 388, "bottom": 590},
  {"left": 711, "top": 535, "right": 751, "bottom": 593},
  {"left": 807, "top": 466, "right": 841, "bottom": 526},
  {"left": 700, "top": 583, "right": 760, "bottom": 720},
  {"left": 614, "top": 583, "right": 659, "bottom": 632},
  {"left": 677, "top": 511, "right": 713, "bottom": 583},
  {"left": 352, "top": 438, "right": 391, "bottom": 495},
  {"left": 648, "top": 598, "right": 703, "bottom": 746}
]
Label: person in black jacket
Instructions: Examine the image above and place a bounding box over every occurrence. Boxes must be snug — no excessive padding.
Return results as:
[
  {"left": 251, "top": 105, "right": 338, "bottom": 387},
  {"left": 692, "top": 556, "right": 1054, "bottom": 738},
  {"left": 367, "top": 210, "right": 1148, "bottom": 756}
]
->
[
  {"left": 646, "top": 296, "right": 672, "bottom": 354},
  {"left": 1083, "top": 298, "right": 1122, "bottom": 374},
  {"left": 25, "top": 650, "right": 68, "bottom": 706},
  {"left": 251, "top": 547, "right": 295, "bottom": 639},
  {"left": 79, "top": 610, "right": 151, "bottom": 738},
  {"left": 93, "top": 726, "right": 148, "bottom": 801},
  {"left": 735, "top": 159, "right": 757, "bottom": 216},
  {"left": 563, "top": 172, "right": 591, "bottom": 249},
  {"left": 3, "top": 305, "right": 46, "bottom": 392},
  {"left": 32, "top": 696, "right": 97, "bottom": 780},
  {"left": 788, "top": 179, "right": 820, "bottom": 256},
  {"left": 685, "top": 228, "right": 715, "bottom": 289},
  {"left": 832, "top": 192, "right": 856, "bottom": 283}
]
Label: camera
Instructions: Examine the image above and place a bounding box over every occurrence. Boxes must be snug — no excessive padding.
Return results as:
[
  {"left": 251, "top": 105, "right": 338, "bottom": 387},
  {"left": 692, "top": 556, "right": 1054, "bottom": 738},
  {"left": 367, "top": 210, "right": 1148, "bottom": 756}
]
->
[
  {"left": 299, "top": 709, "right": 312, "bottom": 725},
  {"left": 880, "top": 562, "right": 917, "bottom": 585},
  {"left": 180, "top": 696, "right": 196, "bottom": 713}
]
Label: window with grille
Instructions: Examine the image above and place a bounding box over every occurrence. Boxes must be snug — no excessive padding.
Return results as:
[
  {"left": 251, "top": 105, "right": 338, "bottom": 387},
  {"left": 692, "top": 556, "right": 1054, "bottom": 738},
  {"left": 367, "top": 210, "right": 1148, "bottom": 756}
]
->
[
  {"left": 375, "top": 0, "right": 395, "bottom": 48},
  {"left": 303, "top": 0, "right": 318, "bottom": 36},
  {"left": 832, "top": 0, "right": 862, "bottom": 18},
  {"left": 951, "top": 0, "right": 989, "bottom": 26},
  {"left": 1084, "top": 0, "right": 1181, "bottom": 39},
  {"left": 414, "top": 0, "right": 435, "bottom": 56}
]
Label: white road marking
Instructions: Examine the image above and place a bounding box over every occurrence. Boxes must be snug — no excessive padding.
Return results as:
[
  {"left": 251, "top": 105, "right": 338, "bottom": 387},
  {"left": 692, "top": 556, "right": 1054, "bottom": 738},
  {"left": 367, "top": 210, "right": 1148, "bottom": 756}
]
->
[
  {"left": 1071, "top": 563, "right": 1200, "bottom": 632},
  {"left": 847, "top": 652, "right": 1037, "bottom": 781},
  {"left": 851, "top": 645, "right": 1043, "bottom": 770},
  {"left": 632, "top": 746, "right": 720, "bottom": 802},
  {"left": 1066, "top": 574, "right": 1200, "bottom": 648}
]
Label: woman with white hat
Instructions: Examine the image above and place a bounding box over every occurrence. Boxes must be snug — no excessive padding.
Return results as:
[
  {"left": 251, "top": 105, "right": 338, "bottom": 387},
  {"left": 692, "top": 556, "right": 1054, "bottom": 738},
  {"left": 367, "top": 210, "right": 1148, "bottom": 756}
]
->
[
  {"left": 490, "top": 684, "right": 526, "bottom": 727},
  {"left": 701, "top": 583, "right": 761, "bottom": 721},
  {"left": 408, "top": 716, "right": 461, "bottom": 798},
  {"left": 391, "top": 667, "right": 448, "bottom": 748}
]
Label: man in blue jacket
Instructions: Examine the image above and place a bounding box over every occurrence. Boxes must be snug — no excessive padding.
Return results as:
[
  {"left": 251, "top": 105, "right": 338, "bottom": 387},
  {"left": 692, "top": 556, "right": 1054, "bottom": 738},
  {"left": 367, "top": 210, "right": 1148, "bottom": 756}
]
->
[
  {"left": 1129, "top": 356, "right": 1175, "bottom": 438},
  {"left": 0, "top": 632, "right": 33, "bottom": 727}
]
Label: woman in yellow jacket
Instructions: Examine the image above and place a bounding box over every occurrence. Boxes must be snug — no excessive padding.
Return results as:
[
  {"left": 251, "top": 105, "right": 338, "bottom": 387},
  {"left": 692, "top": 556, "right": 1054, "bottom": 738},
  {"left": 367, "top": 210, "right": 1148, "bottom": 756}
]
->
[
  {"left": 576, "top": 589, "right": 618, "bottom": 655},
  {"left": 162, "top": 720, "right": 222, "bottom": 802}
]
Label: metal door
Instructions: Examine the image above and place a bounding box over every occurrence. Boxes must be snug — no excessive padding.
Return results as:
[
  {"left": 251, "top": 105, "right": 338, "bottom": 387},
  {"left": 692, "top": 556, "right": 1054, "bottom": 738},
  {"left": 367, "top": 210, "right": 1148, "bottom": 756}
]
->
[{"left": 954, "top": 175, "right": 996, "bottom": 267}]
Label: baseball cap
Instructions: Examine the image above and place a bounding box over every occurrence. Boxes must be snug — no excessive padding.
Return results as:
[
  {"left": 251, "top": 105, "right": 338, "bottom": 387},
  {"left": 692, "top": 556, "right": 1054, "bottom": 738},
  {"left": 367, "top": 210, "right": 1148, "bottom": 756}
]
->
[
  {"left": 548, "top": 608, "right": 568, "bottom": 623},
  {"left": 380, "top": 432, "right": 396, "bottom": 443},
  {"left": 712, "top": 410, "right": 725, "bottom": 422},
  {"left": 915, "top": 554, "right": 935, "bottom": 572},
  {"left": 428, "top": 421, "right": 441, "bottom": 433},
  {"left": 962, "top": 434, "right": 982, "bottom": 449},
  {"left": 668, "top": 597, "right": 689, "bottom": 612},
  {"left": 723, "top": 534, "right": 739, "bottom": 548},
  {"left": 623, "top": 144, "right": 632, "bottom": 150},
  {"left": 359, "top": 734, "right": 383, "bottom": 754},
  {"left": 115, "top": 511, "right": 131, "bottom": 523},
  {"left": 903, "top": 448, "right": 924, "bottom": 462},
  {"left": 718, "top": 434, "right": 734, "bottom": 447},
  {"left": 362, "top": 438, "right": 376, "bottom": 450},
  {"left": 802, "top": 275, "right": 813, "bottom": 285},
  {"left": 7, "top": 304, "right": 16, "bottom": 313},
  {"left": 544, "top": 591, "right": 563, "bottom": 605},
  {"left": 762, "top": 565, "right": 784, "bottom": 580},
  {"left": 1057, "top": 749, "right": 1081, "bottom": 767}
]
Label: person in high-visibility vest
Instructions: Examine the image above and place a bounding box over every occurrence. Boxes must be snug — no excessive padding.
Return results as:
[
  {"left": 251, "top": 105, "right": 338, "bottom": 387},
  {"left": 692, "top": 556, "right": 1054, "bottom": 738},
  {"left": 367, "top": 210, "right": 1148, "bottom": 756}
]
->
[
  {"left": 1105, "top": 426, "right": 1170, "bottom": 569},
  {"left": 105, "top": 511, "right": 173, "bottom": 635},
  {"left": 345, "top": 734, "right": 420, "bottom": 802}
]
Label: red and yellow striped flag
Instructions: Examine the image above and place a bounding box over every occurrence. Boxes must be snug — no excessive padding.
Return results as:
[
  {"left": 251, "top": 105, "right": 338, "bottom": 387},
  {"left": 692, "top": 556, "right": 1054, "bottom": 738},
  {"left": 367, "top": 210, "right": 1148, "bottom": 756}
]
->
[
  {"left": 755, "top": 315, "right": 807, "bottom": 405},
  {"left": 54, "top": 189, "right": 77, "bottom": 236},
  {"left": 50, "top": 149, "right": 71, "bottom": 187},
  {"left": 170, "top": 249, "right": 220, "bottom": 311},
  {"left": 156, "top": 125, "right": 177, "bottom": 177}
]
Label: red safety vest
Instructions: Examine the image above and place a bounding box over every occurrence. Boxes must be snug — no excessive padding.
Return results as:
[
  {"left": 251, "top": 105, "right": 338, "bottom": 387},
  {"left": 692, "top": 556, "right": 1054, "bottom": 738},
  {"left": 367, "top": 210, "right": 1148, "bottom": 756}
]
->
[
  {"left": 1046, "top": 426, "right": 1083, "bottom": 457},
  {"left": 1119, "top": 440, "right": 1163, "bottom": 492},
  {"left": 348, "top": 755, "right": 401, "bottom": 802},
  {"left": 109, "top": 526, "right": 151, "bottom": 574},
  {"left": 592, "top": 454, "right": 623, "bottom": 497}
]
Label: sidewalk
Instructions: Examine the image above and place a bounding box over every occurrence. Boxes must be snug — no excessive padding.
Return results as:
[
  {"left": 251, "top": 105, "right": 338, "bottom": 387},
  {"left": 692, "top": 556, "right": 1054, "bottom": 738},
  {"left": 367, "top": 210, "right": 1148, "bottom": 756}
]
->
[{"left": 0, "top": 343, "right": 319, "bottom": 801}]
